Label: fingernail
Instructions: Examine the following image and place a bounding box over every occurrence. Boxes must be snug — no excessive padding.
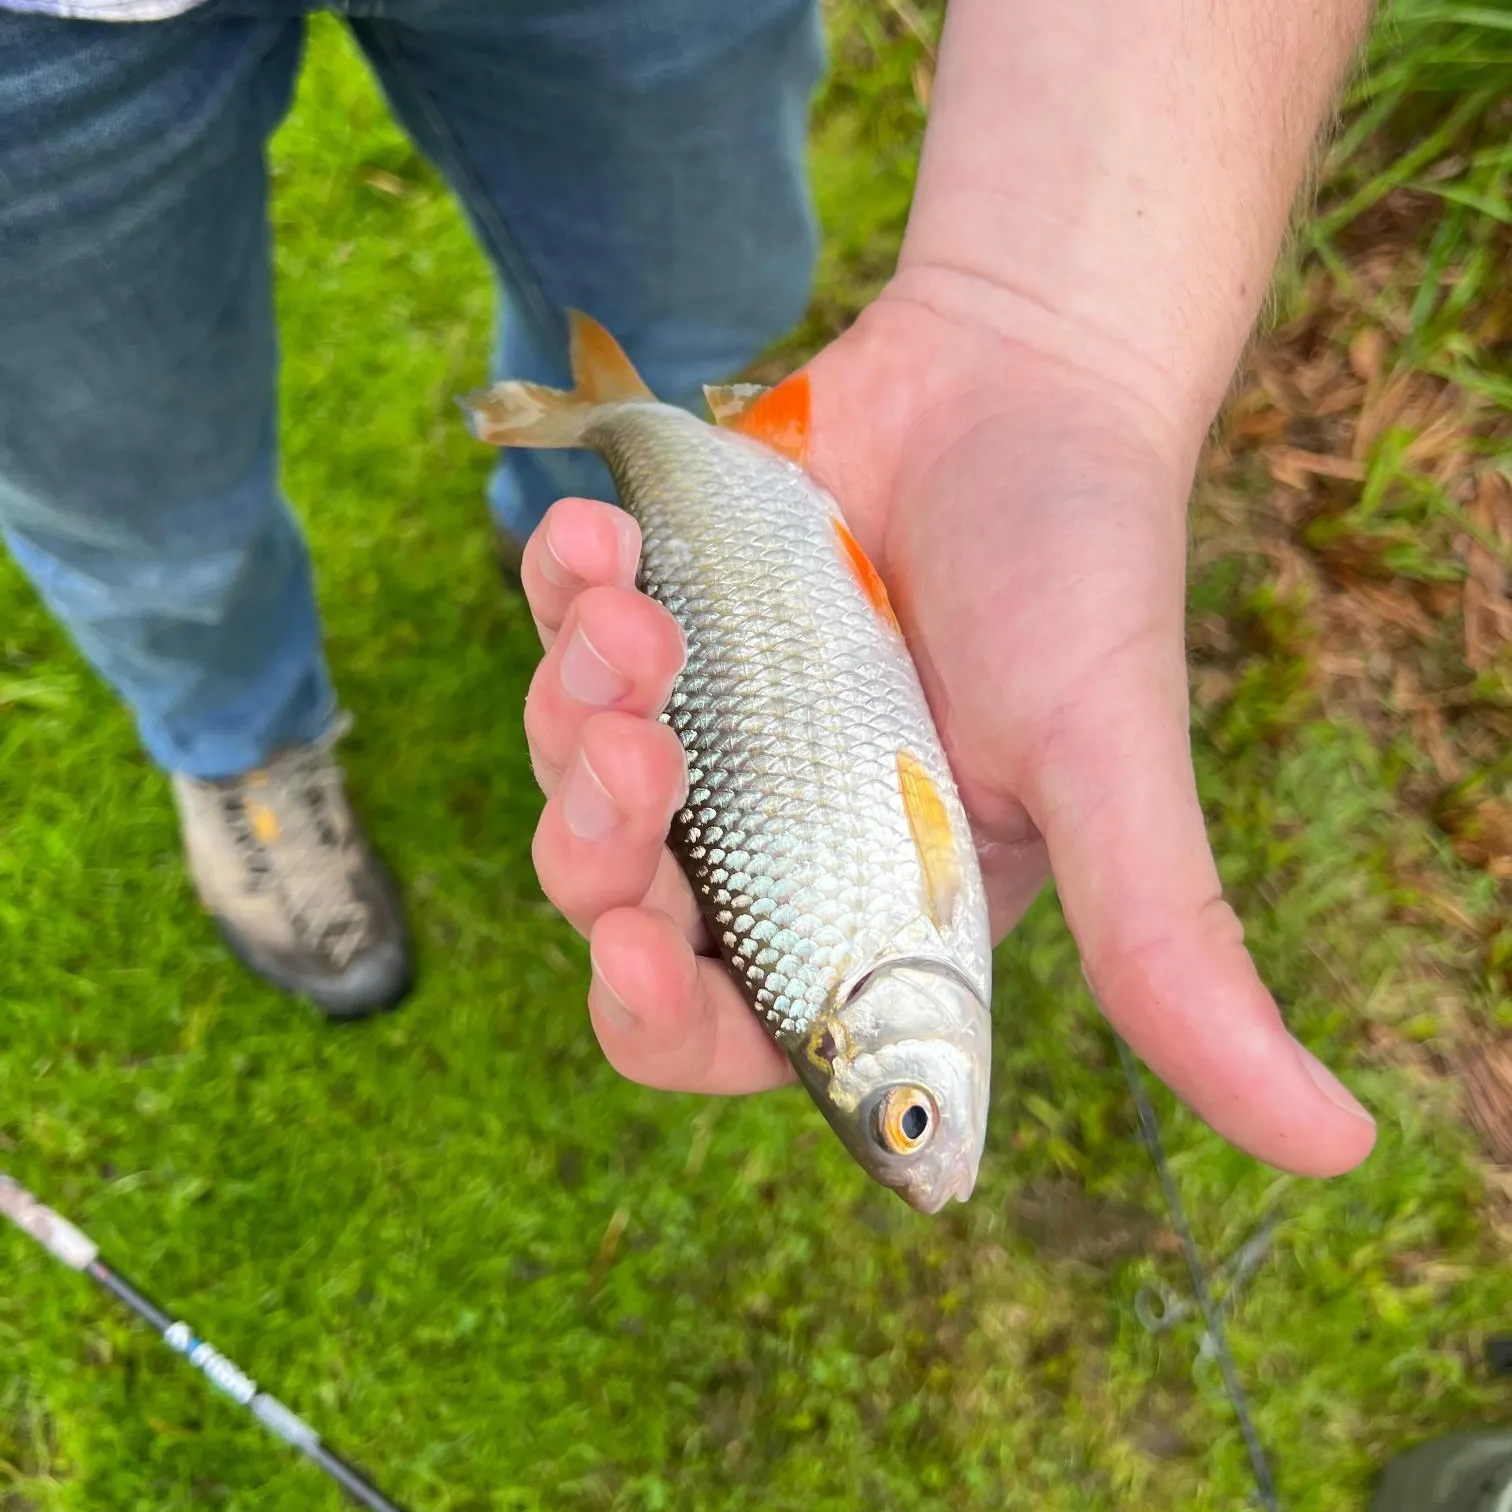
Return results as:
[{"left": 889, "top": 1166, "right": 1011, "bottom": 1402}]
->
[
  {"left": 560, "top": 625, "right": 630, "bottom": 706},
  {"left": 610, "top": 508, "right": 640, "bottom": 581},
  {"left": 539, "top": 519, "right": 577, "bottom": 587},
  {"left": 1290, "top": 1035, "right": 1373, "bottom": 1124},
  {"left": 590, "top": 953, "right": 639, "bottom": 1035},
  {"left": 666, "top": 766, "right": 690, "bottom": 826},
  {"left": 562, "top": 751, "right": 620, "bottom": 840}
]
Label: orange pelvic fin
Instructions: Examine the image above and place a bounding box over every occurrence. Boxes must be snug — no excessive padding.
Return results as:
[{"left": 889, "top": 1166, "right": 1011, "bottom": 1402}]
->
[{"left": 831, "top": 516, "right": 901, "bottom": 634}]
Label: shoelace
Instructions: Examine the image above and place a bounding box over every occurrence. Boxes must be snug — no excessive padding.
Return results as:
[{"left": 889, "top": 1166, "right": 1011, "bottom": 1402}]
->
[{"left": 219, "top": 715, "right": 375, "bottom": 970}]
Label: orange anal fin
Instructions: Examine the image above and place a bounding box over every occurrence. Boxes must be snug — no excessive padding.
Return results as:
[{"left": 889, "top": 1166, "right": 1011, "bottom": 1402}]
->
[
  {"left": 726, "top": 372, "right": 811, "bottom": 465},
  {"left": 832, "top": 516, "right": 901, "bottom": 633},
  {"left": 897, "top": 750, "right": 963, "bottom": 931}
]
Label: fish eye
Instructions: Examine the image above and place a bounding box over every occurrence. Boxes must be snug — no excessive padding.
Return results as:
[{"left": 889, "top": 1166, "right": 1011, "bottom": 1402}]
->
[{"left": 874, "top": 1086, "right": 938, "bottom": 1155}]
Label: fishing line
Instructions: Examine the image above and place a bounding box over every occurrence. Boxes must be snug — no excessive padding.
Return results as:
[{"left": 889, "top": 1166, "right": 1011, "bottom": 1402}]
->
[
  {"left": 0, "top": 1174, "right": 413, "bottom": 1512},
  {"left": 1114, "top": 1036, "right": 1282, "bottom": 1512}
]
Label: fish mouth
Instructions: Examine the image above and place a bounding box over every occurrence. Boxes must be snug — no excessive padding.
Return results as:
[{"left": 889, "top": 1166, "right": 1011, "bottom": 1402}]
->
[{"left": 900, "top": 1155, "right": 980, "bottom": 1216}]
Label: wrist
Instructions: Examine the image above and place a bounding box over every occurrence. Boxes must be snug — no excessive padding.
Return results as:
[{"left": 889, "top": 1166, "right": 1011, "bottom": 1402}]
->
[
  {"left": 875, "top": 263, "right": 1204, "bottom": 486},
  {"left": 893, "top": 0, "right": 1373, "bottom": 471}
]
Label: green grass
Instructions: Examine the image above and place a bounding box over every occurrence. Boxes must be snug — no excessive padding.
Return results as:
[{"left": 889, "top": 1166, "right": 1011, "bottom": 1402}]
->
[{"left": 5, "top": 6, "right": 1512, "bottom": 1511}]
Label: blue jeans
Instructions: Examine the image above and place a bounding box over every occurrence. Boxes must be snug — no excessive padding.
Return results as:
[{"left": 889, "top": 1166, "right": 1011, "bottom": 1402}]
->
[{"left": 0, "top": 0, "right": 821, "bottom": 777}]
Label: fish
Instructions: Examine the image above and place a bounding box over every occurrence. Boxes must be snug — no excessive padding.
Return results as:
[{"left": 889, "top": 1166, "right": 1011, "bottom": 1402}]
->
[{"left": 464, "top": 312, "right": 993, "bottom": 1213}]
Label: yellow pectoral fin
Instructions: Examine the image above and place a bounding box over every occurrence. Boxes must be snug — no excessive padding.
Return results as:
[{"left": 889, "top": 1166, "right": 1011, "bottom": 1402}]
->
[{"left": 897, "top": 750, "right": 962, "bottom": 931}]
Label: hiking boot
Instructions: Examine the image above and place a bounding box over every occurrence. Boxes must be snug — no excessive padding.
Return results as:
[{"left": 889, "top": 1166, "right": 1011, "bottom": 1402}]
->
[
  {"left": 496, "top": 525, "right": 526, "bottom": 590},
  {"left": 171, "top": 718, "right": 413, "bottom": 1019},
  {"left": 1372, "top": 1432, "right": 1512, "bottom": 1511}
]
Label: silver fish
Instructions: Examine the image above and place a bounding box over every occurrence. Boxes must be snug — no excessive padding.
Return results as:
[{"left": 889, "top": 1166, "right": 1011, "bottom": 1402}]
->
[{"left": 465, "top": 313, "right": 992, "bottom": 1212}]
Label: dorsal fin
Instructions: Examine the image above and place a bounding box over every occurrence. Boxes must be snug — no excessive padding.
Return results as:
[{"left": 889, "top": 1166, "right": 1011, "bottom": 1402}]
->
[
  {"left": 716, "top": 372, "right": 811, "bottom": 465},
  {"left": 567, "top": 310, "right": 656, "bottom": 404}
]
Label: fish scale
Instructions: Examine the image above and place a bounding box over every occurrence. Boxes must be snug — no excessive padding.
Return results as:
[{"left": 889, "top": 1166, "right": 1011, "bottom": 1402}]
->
[{"left": 595, "top": 404, "right": 990, "bottom": 1040}]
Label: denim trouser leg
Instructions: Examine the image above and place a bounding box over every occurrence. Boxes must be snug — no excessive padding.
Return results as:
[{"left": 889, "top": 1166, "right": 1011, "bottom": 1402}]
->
[
  {"left": 0, "top": 12, "right": 335, "bottom": 779},
  {"left": 0, "top": 0, "right": 822, "bottom": 778},
  {"left": 346, "top": 0, "right": 825, "bottom": 537}
]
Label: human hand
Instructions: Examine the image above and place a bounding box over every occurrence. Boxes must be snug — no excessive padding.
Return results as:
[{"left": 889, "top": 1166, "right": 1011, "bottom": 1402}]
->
[{"left": 519, "top": 273, "right": 1377, "bottom": 1178}]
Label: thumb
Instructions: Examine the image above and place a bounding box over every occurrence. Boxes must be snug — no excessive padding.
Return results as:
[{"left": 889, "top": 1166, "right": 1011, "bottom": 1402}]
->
[{"left": 1026, "top": 638, "right": 1376, "bottom": 1177}]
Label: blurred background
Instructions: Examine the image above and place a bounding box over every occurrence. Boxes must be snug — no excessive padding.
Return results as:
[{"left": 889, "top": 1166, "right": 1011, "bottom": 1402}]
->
[{"left": 3, "top": 2, "right": 1512, "bottom": 1507}]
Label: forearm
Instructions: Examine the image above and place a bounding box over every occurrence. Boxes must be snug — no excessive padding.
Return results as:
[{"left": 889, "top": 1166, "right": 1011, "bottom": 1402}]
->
[{"left": 893, "top": 0, "right": 1373, "bottom": 461}]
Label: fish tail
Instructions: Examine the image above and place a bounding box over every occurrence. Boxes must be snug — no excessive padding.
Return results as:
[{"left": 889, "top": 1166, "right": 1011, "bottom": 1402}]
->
[{"left": 461, "top": 311, "right": 657, "bottom": 449}]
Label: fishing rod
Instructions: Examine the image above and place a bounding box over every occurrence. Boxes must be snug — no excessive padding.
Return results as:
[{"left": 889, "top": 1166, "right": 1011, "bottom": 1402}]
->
[{"left": 0, "top": 1173, "right": 413, "bottom": 1512}]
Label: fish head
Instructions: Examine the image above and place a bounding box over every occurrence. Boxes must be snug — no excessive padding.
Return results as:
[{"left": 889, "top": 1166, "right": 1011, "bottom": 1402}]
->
[{"left": 794, "top": 961, "right": 992, "bottom": 1214}]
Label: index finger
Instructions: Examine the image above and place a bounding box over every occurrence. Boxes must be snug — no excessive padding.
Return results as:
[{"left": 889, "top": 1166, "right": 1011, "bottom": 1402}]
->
[{"left": 521, "top": 497, "right": 642, "bottom": 650}]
